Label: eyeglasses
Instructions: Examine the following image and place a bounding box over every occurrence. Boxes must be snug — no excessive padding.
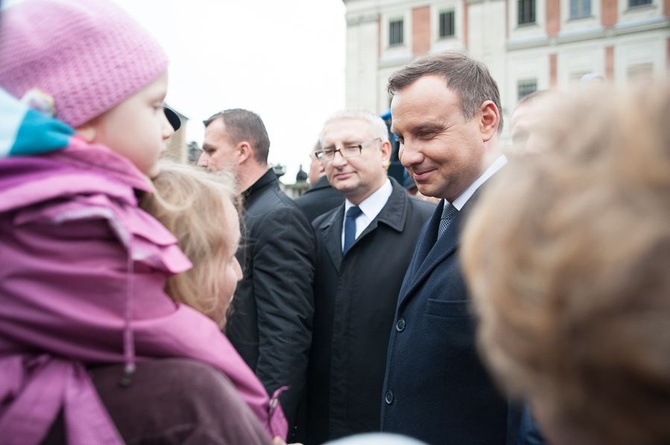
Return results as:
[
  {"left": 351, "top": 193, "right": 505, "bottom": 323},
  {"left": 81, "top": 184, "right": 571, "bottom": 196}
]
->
[{"left": 314, "top": 138, "right": 381, "bottom": 162}]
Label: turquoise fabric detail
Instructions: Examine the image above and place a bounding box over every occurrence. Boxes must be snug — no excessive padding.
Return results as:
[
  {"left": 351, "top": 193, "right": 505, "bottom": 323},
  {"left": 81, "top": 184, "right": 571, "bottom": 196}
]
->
[{"left": 1, "top": 88, "right": 73, "bottom": 158}]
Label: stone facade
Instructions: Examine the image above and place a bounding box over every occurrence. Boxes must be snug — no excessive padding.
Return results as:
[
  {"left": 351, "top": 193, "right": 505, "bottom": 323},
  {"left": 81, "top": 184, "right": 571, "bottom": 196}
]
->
[{"left": 343, "top": 0, "right": 669, "bottom": 134}]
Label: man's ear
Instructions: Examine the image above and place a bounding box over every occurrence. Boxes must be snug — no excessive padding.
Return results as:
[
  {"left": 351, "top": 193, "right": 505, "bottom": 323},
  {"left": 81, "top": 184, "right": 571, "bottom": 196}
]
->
[
  {"left": 380, "top": 140, "right": 392, "bottom": 166},
  {"left": 479, "top": 100, "right": 500, "bottom": 142},
  {"left": 237, "top": 141, "right": 252, "bottom": 164}
]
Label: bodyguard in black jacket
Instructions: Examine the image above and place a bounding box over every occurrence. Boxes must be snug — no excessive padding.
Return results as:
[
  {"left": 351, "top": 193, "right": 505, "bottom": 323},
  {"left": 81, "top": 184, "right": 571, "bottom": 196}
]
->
[
  {"left": 295, "top": 175, "right": 344, "bottom": 222},
  {"left": 199, "top": 109, "right": 315, "bottom": 431},
  {"left": 295, "top": 143, "right": 345, "bottom": 223}
]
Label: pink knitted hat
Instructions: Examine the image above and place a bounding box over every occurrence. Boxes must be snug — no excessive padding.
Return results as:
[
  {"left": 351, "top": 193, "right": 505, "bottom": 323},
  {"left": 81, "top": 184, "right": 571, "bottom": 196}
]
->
[{"left": 0, "top": 0, "right": 168, "bottom": 128}]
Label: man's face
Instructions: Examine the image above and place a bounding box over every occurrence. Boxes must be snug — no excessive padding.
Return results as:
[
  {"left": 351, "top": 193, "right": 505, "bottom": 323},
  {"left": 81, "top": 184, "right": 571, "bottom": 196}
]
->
[
  {"left": 198, "top": 118, "right": 239, "bottom": 174},
  {"left": 391, "top": 74, "right": 488, "bottom": 202},
  {"left": 321, "top": 117, "right": 390, "bottom": 204},
  {"left": 308, "top": 152, "right": 323, "bottom": 185}
]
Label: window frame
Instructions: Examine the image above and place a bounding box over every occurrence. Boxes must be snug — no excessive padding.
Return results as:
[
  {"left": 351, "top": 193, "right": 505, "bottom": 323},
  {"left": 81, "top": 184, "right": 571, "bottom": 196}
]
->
[
  {"left": 438, "top": 10, "right": 456, "bottom": 39},
  {"left": 569, "top": 0, "right": 592, "bottom": 18},
  {"left": 389, "top": 18, "right": 404, "bottom": 47},
  {"left": 517, "top": 79, "right": 538, "bottom": 101},
  {"left": 517, "top": 0, "right": 537, "bottom": 25}
]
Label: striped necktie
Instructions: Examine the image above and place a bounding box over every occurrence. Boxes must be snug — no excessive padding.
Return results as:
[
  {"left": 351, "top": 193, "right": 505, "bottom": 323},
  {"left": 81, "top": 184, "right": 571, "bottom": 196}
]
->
[{"left": 438, "top": 203, "right": 458, "bottom": 238}]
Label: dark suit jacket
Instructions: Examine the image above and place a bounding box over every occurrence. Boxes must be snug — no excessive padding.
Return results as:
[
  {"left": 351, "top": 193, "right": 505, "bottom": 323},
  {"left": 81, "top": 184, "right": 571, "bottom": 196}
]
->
[
  {"left": 381, "top": 192, "right": 510, "bottom": 445},
  {"left": 225, "top": 169, "right": 315, "bottom": 427},
  {"left": 304, "top": 179, "right": 435, "bottom": 444},
  {"left": 294, "top": 176, "right": 344, "bottom": 222}
]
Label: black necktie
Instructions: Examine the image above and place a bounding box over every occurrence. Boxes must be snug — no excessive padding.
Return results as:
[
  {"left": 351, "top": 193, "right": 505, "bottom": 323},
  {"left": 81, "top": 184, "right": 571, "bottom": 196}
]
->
[
  {"left": 438, "top": 203, "right": 458, "bottom": 238},
  {"left": 343, "top": 206, "right": 362, "bottom": 253}
]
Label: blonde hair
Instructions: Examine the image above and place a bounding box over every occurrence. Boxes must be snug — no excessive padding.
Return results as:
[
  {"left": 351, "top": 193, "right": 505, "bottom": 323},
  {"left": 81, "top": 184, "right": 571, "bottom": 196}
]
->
[
  {"left": 141, "top": 161, "right": 240, "bottom": 328},
  {"left": 462, "top": 82, "right": 670, "bottom": 445}
]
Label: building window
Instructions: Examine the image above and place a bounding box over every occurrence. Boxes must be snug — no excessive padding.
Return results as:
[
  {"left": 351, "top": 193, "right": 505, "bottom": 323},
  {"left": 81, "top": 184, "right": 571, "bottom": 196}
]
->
[
  {"left": 518, "top": 0, "right": 536, "bottom": 25},
  {"left": 570, "top": 0, "right": 591, "bottom": 18},
  {"left": 627, "top": 63, "right": 653, "bottom": 80},
  {"left": 628, "top": 0, "right": 652, "bottom": 6},
  {"left": 439, "top": 11, "right": 455, "bottom": 38},
  {"left": 517, "top": 79, "right": 538, "bottom": 100},
  {"left": 389, "top": 19, "right": 404, "bottom": 47}
]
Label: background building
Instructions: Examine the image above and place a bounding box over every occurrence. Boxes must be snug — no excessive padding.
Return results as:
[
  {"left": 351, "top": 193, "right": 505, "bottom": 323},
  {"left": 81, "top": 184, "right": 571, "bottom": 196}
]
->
[{"left": 342, "top": 0, "right": 669, "bottom": 129}]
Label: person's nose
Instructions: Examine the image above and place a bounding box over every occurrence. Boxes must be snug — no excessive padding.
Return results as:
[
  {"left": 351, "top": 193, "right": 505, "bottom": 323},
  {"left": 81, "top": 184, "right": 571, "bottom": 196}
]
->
[
  {"left": 197, "top": 152, "right": 208, "bottom": 168},
  {"left": 161, "top": 114, "right": 173, "bottom": 141},
  {"left": 330, "top": 150, "right": 348, "bottom": 168},
  {"left": 398, "top": 141, "right": 422, "bottom": 169}
]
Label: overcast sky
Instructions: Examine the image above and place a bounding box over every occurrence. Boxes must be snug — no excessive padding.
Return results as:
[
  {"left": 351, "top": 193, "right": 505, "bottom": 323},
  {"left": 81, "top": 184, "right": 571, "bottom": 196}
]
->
[{"left": 111, "top": 0, "right": 347, "bottom": 182}]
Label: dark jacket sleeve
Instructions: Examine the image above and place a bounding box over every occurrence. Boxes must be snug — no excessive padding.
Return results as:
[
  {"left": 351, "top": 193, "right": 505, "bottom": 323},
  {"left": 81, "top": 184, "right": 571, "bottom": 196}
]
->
[{"left": 251, "top": 205, "right": 315, "bottom": 424}]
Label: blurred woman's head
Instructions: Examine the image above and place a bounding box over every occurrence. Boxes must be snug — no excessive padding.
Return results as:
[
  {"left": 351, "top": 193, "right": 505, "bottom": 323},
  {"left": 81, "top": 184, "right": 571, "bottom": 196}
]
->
[
  {"left": 462, "top": 82, "right": 670, "bottom": 445},
  {"left": 142, "top": 161, "right": 243, "bottom": 328}
]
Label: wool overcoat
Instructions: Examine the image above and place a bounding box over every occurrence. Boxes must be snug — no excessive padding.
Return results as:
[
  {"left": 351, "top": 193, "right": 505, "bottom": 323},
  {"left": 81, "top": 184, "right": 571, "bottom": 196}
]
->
[{"left": 305, "top": 179, "right": 435, "bottom": 444}]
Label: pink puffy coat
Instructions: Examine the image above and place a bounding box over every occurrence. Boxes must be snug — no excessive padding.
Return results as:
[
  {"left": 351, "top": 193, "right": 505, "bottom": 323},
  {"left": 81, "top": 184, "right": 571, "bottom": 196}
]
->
[{"left": 0, "top": 138, "right": 287, "bottom": 444}]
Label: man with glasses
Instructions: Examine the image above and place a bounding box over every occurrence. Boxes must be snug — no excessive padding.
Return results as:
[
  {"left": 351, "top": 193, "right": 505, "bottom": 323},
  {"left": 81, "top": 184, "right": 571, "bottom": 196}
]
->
[
  {"left": 295, "top": 140, "right": 345, "bottom": 222},
  {"left": 301, "top": 110, "right": 435, "bottom": 444}
]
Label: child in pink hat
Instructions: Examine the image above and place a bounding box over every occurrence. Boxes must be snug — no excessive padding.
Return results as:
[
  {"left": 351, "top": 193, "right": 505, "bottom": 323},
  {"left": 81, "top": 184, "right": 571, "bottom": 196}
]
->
[{"left": 0, "top": 0, "right": 287, "bottom": 443}]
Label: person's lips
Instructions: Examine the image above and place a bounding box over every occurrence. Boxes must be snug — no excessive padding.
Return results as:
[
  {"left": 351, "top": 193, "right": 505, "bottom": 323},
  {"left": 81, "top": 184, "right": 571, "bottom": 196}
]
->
[
  {"left": 412, "top": 168, "right": 435, "bottom": 183},
  {"left": 334, "top": 171, "right": 354, "bottom": 181}
]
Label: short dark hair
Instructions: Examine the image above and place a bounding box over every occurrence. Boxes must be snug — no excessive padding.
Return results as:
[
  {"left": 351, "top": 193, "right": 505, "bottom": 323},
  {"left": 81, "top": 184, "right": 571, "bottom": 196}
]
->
[
  {"left": 204, "top": 109, "right": 270, "bottom": 164},
  {"left": 388, "top": 51, "right": 503, "bottom": 134}
]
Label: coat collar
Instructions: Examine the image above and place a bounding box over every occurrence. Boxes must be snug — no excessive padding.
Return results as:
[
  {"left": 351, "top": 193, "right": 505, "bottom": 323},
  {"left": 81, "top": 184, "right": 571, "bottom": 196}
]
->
[
  {"left": 0, "top": 140, "right": 151, "bottom": 214},
  {"left": 317, "top": 177, "right": 409, "bottom": 271},
  {"left": 242, "top": 168, "right": 278, "bottom": 205}
]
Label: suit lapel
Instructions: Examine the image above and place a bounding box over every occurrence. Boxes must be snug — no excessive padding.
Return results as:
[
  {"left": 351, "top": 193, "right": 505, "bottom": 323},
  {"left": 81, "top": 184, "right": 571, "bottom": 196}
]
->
[
  {"left": 320, "top": 180, "right": 409, "bottom": 271},
  {"left": 397, "top": 201, "right": 464, "bottom": 306},
  {"left": 403, "top": 204, "right": 439, "bottom": 281},
  {"left": 319, "top": 205, "right": 345, "bottom": 272}
]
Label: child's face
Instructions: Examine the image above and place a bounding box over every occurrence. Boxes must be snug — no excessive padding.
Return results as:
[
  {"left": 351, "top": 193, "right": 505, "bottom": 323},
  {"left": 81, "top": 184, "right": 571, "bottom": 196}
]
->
[{"left": 85, "top": 71, "right": 172, "bottom": 174}]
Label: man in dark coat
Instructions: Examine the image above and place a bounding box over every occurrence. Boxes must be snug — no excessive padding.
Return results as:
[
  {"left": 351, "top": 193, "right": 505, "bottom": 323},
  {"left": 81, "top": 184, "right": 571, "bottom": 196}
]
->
[
  {"left": 380, "top": 52, "right": 518, "bottom": 445},
  {"left": 303, "top": 110, "right": 435, "bottom": 444},
  {"left": 198, "top": 109, "right": 315, "bottom": 432},
  {"left": 295, "top": 141, "right": 344, "bottom": 222}
]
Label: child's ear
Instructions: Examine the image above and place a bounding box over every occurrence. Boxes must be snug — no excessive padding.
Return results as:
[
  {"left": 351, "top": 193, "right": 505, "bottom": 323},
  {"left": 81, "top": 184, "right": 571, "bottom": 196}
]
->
[{"left": 75, "top": 122, "right": 97, "bottom": 143}]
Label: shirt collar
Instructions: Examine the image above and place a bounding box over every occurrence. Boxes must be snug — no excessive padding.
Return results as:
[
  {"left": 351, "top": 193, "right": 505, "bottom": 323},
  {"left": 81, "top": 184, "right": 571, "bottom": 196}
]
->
[
  {"left": 344, "top": 178, "right": 393, "bottom": 221},
  {"left": 452, "top": 155, "right": 507, "bottom": 210}
]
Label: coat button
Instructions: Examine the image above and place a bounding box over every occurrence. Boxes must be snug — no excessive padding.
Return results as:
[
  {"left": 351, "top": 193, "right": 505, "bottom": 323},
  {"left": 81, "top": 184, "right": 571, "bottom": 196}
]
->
[
  {"left": 395, "top": 318, "right": 406, "bottom": 332},
  {"left": 384, "top": 389, "right": 394, "bottom": 404}
]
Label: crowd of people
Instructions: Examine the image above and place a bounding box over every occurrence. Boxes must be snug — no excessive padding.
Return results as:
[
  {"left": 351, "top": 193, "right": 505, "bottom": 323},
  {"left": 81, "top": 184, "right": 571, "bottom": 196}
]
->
[{"left": 1, "top": 1, "right": 668, "bottom": 445}]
